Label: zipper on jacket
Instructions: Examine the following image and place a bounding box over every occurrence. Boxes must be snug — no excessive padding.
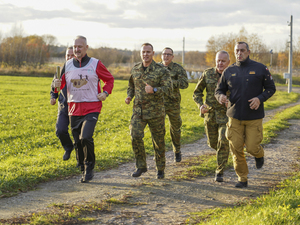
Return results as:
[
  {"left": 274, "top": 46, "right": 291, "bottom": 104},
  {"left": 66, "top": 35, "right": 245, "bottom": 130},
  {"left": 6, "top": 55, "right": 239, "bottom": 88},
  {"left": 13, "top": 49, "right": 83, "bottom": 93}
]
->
[{"left": 240, "top": 66, "right": 245, "bottom": 120}]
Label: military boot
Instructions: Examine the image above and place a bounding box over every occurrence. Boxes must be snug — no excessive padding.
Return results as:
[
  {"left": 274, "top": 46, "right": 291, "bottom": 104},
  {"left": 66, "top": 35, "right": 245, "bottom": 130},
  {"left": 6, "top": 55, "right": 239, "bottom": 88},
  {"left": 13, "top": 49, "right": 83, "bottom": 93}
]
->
[
  {"left": 81, "top": 162, "right": 94, "bottom": 183},
  {"left": 78, "top": 164, "right": 85, "bottom": 183}
]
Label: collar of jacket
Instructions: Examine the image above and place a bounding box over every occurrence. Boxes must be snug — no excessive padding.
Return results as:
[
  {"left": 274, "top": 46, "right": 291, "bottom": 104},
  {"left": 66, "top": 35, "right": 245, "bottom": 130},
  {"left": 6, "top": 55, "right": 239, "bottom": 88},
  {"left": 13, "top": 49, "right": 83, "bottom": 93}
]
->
[
  {"left": 74, "top": 54, "right": 90, "bottom": 67},
  {"left": 166, "top": 61, "right": 174, "bottom": 70},
  {"left": 236, "top": 56, "right": 250, "bottom": 67},
  {"left": 158, "top": 61, "right": 173, "bottom": 70},
  {"left": 213, "top": 67, "right": 221, "bottom": 76},
  {"left": 138, "top": 60, "right": 156, "bottom": 72}
]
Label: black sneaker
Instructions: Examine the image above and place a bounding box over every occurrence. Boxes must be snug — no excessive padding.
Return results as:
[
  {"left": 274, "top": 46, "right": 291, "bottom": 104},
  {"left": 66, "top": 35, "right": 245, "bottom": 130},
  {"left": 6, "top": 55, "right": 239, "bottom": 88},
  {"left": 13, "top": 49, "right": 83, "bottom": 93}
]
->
[
  {"left": 175, "top": 152, "right": 182, "bottom": 162},
  {"left": 63, "top": 151, "right": 71, "bottom": 161},
  {"left": 157, "top": 170, "right": 164, "bottom": 179},
  {"left": 215, "top": 173, "right": 223, "bottom": 182},
  {"left": 132, "top": 168, "right": 147, "bottom": 177},
  {"left": 81, "top": 162, "right": 94, "bottom": 183},
  {"left": 235, "top": 181, "right": 248, "bottom": 188},
  {"left": 79, "top": 164, "right": 84, "bottom": 183},
  {"left": 255, "top": 157, "right": 264, "bottom": 169}
]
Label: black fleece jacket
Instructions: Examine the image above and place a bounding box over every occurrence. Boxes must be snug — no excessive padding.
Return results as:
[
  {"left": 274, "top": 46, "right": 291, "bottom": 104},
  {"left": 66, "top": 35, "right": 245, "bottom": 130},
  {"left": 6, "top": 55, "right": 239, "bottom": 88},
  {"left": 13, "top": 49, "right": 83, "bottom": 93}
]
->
[{"left": 215, "top": 57, "right": 276, "bottom": 120}]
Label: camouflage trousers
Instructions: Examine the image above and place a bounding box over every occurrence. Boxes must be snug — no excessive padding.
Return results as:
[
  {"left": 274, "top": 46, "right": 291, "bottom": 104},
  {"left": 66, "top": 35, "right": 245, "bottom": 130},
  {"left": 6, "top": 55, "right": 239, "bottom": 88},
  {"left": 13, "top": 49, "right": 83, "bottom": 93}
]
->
[
  {"left": 130, "top": 115, "right": 166, "bottom": 171},
  {"left": 165, "top": 104, "right": 182, "bottom": 153},
  {"left": 205, "top": 118, "right": 230, "bottom": 175}
]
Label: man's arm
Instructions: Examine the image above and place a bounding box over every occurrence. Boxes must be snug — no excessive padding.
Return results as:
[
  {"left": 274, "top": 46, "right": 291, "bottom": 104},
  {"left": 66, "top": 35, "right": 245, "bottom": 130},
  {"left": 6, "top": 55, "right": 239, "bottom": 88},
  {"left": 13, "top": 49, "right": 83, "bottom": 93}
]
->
[
  {"left": 215, "top": 73, "right": 229, "bottom": 105},
  {"left": 52, "top": 63, "right": 66, "bottom": 93},
  {"left": 193, "top": 72, "right": 210, "bottom": 116},
  {"left": 96, "top": 61, "right": 114, "bottom": 94},
  {"left": 126, "top": 71, "right": 135, "bottom": 99},
  {"left": 144, "top": 67, "right": 173, "bottom": 95},
  {"left": 173, "top": 65, "right": 189, "bottom": 89},
  {"left": 52, "top": 74, "right": 66, "bottom": 93},
  {"left": 96, "top": 61, "right": 114, "bottom": 101},
  {"left": 50, "top": 74, "right": 59, "bottom": 105},
  {"left": 50, "top": 90, "right": 58, "bottom": 105},
  {"left": 158, "top": 69, "right": 173, "bottom": 96},
  {"left": 193, "top": 73, "right": 206, "bottom": 109},
  {"left": 257, "top": 68, "right": 276, "bottom": 103}
]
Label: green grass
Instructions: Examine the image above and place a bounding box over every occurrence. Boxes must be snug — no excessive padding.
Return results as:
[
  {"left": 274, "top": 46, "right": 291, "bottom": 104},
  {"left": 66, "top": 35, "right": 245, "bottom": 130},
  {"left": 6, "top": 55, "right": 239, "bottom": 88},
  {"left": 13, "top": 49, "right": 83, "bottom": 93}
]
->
[
  {"left": 0, "top": 76, "right": 299, "bottom": 197},
  {"left": 263, "top": 89, "right": 299, "bottom": 111},
  {"left": 0, "top": 201, "right": 110, "bottom": 224},
  {"left": 263, "top": 104, "right": 300, "bottom": 144},
  {"left": 172, "top": 153, "right": 233, "bottom": 181},
  {"left": 0, "top": 77, "right": 200, "bottom": 196},
  {"left": 189, "top": 175, "right": 300, "bottom": 225}
]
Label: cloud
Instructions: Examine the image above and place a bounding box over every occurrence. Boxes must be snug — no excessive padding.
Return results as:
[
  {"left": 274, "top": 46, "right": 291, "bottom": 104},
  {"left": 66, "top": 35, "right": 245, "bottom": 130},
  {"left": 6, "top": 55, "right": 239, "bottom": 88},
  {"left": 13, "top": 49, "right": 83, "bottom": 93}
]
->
[
  {"left": 0, "top": 0, "right": 299, "bottom": 30},
  {"left": 72, "top": 0, "right": 300, "bottom": 29},
  {"left": 0, "top": 3, "right": 74, "bottom": 23}
]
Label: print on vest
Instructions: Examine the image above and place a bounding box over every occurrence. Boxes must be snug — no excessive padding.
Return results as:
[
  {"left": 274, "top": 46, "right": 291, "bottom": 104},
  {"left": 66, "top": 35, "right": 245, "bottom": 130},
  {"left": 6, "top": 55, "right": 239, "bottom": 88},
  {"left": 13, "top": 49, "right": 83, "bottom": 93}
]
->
[{"left": 71, "top": 74, "right": 88, "bottom": 88}]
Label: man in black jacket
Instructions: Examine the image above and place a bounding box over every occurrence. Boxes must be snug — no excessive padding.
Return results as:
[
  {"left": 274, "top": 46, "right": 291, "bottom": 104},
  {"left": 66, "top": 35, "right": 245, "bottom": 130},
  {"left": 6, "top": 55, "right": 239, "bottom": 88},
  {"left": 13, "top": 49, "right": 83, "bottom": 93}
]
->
[
  {"left": 50, "top": 47, "right": 75, "bottom": 161},
  {"left": 215, "top": 41, "right": 276, "bottom": 188}
]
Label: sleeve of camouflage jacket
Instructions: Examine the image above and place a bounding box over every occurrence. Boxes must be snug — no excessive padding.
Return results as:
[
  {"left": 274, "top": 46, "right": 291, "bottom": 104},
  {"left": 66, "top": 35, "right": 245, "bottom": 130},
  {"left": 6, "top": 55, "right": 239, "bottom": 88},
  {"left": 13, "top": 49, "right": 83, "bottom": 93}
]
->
[
  {"left": 127, "top": 73, "right": 135, "bottom": 99},
  {"left": 214, "top": 71, "right": 228, "bottom": 103},
  {"left": 173, "top": 65, "right": 189, "bottom": 89},
  {"left": 193, "top": 71, "right": 207, "bottom": 110},
  {"left": 156, "top": 67, "right": 173, "bottom": 96}
]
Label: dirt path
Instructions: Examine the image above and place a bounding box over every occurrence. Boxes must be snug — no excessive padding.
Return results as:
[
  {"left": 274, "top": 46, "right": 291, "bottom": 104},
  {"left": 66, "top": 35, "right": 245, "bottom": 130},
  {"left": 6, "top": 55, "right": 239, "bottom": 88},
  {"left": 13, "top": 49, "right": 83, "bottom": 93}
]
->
[{"left": 1, "top": 87, "right": 300, "bottom": 224}]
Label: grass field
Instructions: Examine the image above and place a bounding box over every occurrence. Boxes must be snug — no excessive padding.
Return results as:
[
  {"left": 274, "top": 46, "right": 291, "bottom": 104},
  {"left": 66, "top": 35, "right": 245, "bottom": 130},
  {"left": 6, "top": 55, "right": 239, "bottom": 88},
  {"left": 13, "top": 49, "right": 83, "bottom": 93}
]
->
[{"left": 0, "top": 76, "right": 299, "bottom": 196}]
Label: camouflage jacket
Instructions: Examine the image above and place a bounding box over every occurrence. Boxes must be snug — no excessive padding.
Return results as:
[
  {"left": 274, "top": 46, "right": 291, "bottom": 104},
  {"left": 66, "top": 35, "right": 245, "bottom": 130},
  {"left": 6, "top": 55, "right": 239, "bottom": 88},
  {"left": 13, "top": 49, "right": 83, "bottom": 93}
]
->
[
  {"left": 159, "top": 61, "right": 189, "bottom": 106},
  {"left": 193, "top": 67, "right": 228, "bottom": 124},
  {"left": 127, "top": 60, "right": 172, "bottom": 119}
]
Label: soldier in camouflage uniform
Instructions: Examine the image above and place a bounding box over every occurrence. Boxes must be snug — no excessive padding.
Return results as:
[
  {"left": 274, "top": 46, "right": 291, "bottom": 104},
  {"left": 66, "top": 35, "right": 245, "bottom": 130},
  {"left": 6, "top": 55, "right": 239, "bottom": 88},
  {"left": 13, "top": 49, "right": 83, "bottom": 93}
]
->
[
  {"left": 193, "top": 51, "right": 230, "bottom": 182},
  {"left": 159, "top": 47, "right": 189, "bottom": 162},
  {"left": 125, "top": 43, "right": 172, "bottom": 179}
]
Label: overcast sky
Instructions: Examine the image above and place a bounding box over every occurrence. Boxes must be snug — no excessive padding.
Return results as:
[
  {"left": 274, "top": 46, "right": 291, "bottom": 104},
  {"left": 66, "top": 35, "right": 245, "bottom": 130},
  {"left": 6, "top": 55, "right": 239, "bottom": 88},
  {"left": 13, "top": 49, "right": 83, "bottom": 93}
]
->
[{"left": 0, "top": 0, "right": 298, "bottom": 52}]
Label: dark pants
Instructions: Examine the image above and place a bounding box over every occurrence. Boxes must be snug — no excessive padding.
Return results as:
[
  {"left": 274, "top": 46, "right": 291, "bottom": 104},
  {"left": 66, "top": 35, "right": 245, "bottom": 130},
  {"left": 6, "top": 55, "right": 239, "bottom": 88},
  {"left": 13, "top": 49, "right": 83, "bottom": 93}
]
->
[
  {"left": 71, "top": 112, "right": 99, "bottom": 167},
  {"left": 56, "top": 109, "right": 74, "bottom": 152}
]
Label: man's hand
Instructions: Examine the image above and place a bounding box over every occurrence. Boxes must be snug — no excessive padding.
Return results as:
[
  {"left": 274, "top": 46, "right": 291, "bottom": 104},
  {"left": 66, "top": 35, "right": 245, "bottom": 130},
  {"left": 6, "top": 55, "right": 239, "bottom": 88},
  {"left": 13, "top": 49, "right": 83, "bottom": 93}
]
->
[
  {"left": 97, "top": 93, "right": 107, "bottom": 101},
  {"left": 125, "top": 97, "right": 132, "bottom": 105},
  {"left": 50, "top": 98, "right": 56, "bottom": 105},
  {"left": 218, "top": 94, "right": 228, "bottom": 105},
  {"left": 200, "top": 105, "right": 209, "bottom": 114},
  {"left": 145, "top": 83, "right": 154, "bottom": 94},
  {"left": 249, "top": 97, "right": 260, "bottom": 110},
  {"left": 52, "top": 79, "right": 62, "bottom": 88},
  {"left": 225, "top": 99, "right": 229, "bottom": 108}
]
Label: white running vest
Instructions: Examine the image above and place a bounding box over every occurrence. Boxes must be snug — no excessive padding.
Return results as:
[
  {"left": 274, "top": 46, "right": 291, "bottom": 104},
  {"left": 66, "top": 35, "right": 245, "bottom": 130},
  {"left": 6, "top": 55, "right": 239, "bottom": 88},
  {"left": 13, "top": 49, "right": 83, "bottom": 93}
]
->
[{"left": 64, "top": 58, "right": 100, "bottom": 103}]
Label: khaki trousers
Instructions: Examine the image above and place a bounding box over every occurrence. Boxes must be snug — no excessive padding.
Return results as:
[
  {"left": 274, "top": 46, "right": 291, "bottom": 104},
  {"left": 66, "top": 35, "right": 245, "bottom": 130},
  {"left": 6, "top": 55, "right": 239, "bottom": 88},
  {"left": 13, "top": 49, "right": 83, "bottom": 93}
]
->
[{"left": 226, "top": 117, "right": 264, "bottom": 182}]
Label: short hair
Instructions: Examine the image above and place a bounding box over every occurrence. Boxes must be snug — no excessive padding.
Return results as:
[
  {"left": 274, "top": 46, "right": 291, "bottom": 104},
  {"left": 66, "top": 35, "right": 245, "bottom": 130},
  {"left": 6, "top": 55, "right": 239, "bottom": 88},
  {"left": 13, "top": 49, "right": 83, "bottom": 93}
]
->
[
  {"left": 236, "top": 41, "right": 249, "bottom": 51},
  {"left": 216, "top": 50, "right": 230, "bottom": 60},
  {"left": 162, "top": 47, "right": 173, "bottom": 54},
  {"left": 141, "top": 43, "right": 153, "bottom": 51},
  {"left": 75, "top": 35, "right": 87, "bottom": 45},
  {"left": 67, "top": 46, "right": 73, "bottom": 50}
]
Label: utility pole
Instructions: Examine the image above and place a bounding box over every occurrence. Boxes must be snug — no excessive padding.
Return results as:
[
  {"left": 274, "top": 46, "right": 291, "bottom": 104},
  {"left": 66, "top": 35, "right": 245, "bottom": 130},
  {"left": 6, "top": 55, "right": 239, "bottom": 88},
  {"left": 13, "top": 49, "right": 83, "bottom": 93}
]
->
[
  {"left": 288, "top": 15, "right": 293, "bottom": 93},
  {"left": 182, "top": 37, "right": 185, "bottom": 65},
  {"left": 270, "top": 49, "right": 273, "bottom": 68}
]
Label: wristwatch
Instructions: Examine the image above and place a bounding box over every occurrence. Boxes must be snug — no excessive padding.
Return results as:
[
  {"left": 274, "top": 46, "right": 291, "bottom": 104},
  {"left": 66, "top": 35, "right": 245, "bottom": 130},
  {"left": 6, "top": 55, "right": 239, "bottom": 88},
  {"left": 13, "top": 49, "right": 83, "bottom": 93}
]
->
[
  {"left": 103, "top": 91, "right": 109, "bottom": 97},
  {"left": 153, "top": 87, "right": 157, "bottom": 93}
]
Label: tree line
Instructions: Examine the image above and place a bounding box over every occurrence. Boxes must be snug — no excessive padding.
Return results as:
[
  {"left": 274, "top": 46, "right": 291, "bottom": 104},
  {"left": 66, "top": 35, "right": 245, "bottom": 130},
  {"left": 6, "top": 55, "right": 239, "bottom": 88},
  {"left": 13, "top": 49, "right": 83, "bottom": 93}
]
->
[
  {"left": 0, "top": 34, "right": 57, "bottom": 68},
  {"left": 0, "top": 27, "right": 299, "bottom": 72}
]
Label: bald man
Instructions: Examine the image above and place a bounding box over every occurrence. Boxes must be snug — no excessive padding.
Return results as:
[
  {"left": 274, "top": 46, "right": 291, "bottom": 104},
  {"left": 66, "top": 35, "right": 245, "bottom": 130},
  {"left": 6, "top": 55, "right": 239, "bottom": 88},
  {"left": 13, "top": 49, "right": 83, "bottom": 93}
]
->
[
  {"left": 193, "top": 50, "right": 231, "bottom": 182},
  {"left": 53, "top": 36, "right": 114, "bottom": 183}
]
